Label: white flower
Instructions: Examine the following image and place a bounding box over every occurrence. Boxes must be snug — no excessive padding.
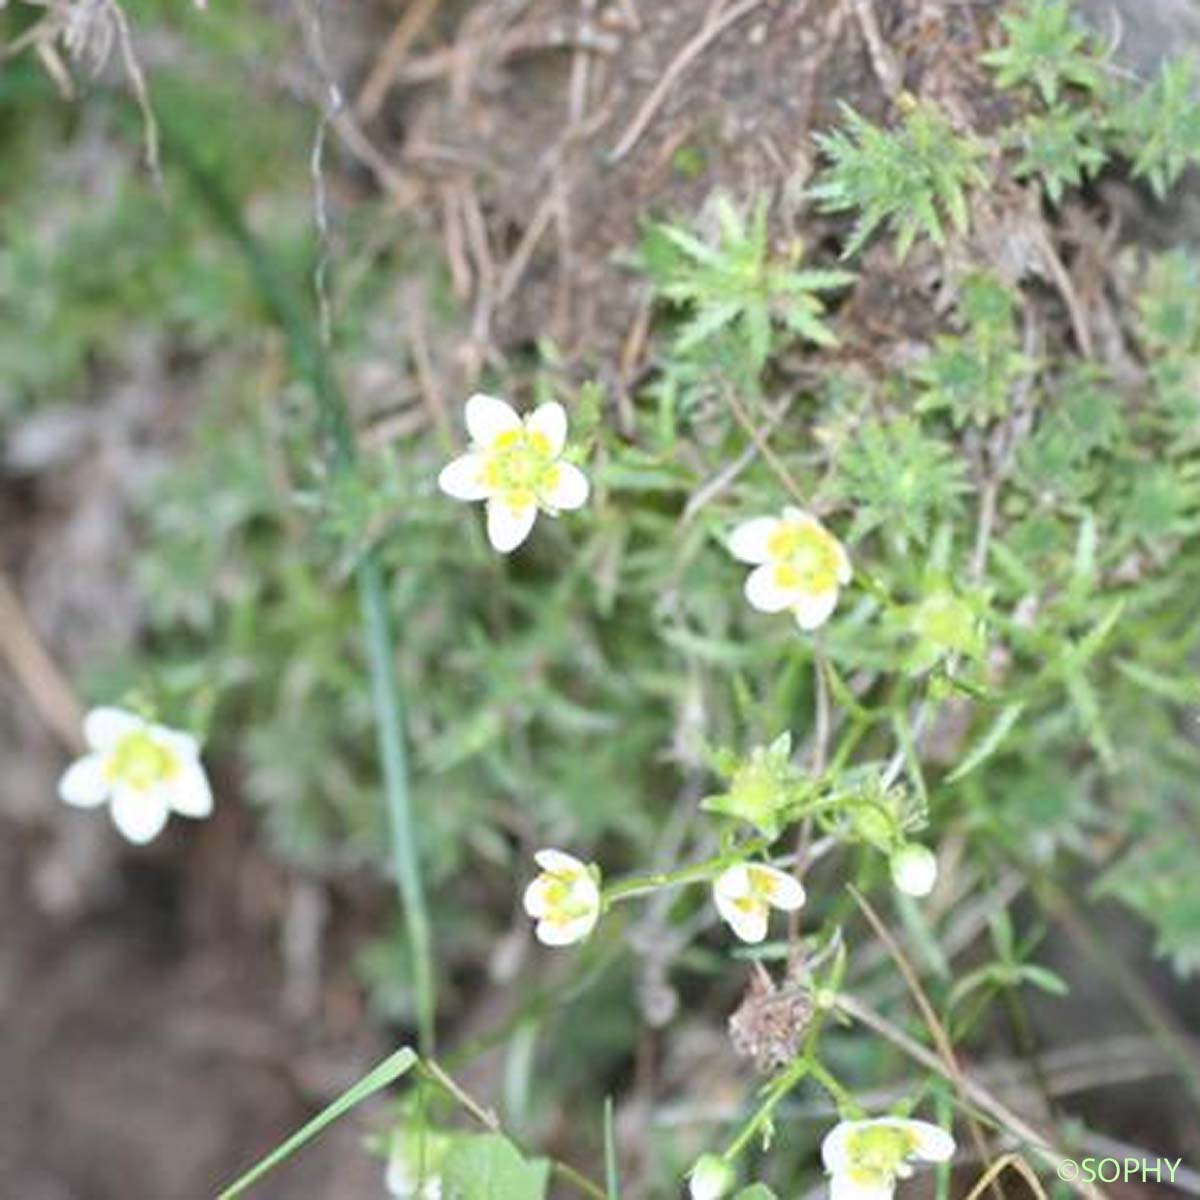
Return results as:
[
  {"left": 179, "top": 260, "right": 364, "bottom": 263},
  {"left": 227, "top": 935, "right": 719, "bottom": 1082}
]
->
[
  {"left": 385, "top": 1131, "right": 446, "bottom": 1199},
  {"left": 822, "top": 1117, "right": 954, "bottom": 1200},
  {"left": 729, "top": 507, "right": 851, "bottom": 631},
  {"left": 688, "top": 1153, "right": 737, "bottom": 1199},
  {"left": 712, "top": 862, "right": 805, "bottom": 944},
  {"left": 522, "top": 849, "right": 601, "bottom": 946},
  {"left": 57, "top": 706, "right": 213, "bottom": 845},
  {"left": 889, "top": 843, "right": 938, "bottom": 898},
  {"left": 438, "top": 394, "right": 589, "bottom": 554}
]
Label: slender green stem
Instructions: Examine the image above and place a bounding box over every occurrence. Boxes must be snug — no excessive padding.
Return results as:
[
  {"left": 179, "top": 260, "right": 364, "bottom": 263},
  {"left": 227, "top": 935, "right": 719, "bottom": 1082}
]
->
[
  {"left": 164, "top": 123, "right": 436, "bottom": 1053},
  {"left": 554, "top": 1161, "right": 610, "bottom": 1200},
  {"left": 723, "top": 1054, "right": 812, "bottom": 1160},
  {"left": 601, "top": 836, "right": 769, "bottom": 905},
  {"left": 807, "top": 1059, "right": 861, "bottom": 1116}
]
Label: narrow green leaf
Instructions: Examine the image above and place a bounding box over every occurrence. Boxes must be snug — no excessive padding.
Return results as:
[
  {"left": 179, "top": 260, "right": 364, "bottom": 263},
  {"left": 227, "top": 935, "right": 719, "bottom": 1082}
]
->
[
  {"left": 1115, "top": 657, "right": 1200, "bottom": 704},
  {"left": 1019, "top": 964, "right": 1071, "bottom": 996},
  {"left": 1064, "top": 670, "right": 1116, "bottom": 770},
  {"left": 945, "top": 702, "right": 1026, "bottom": 783},
  {"left": 218, "top": 1047, "right": 417, "bottom": 1199}
]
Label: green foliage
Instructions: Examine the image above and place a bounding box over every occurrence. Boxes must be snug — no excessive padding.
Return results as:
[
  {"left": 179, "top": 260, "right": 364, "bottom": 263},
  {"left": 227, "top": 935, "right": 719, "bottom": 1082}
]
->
[
  {"left": 1010, "top": 105, "right": 1106, "bottom": 203},
  {"left": 913, "top": 275, "right": 1032, "bottom": 427},
  {"left": 811, "top": 100, "right": 987, "bottom": 258},
  {"left": 1108, "top": 57, "right": 1200, "bottom": 200},
  {"left": 641, "top": 196, "right": 852, "bottom": 370},
  {"left": 1096, "top": 839, "right": 1200, "bottom": 975},
  {"left": 702, "top": 732, "right": 810, "bottom": 839},
  {"left": 982, "top": 0, "right": 1101, "bottom": 104},
  {"left": 948, "top": 910, "right": 1068, "bottom": 1023},
  {"left": 1135, "top": 253, "right": 1200, "bottom": 448},
  {"left": 834, "top": 415, "right": 968, "bottom": 544},
  {"left": 441, "top": 1135, "right": 550, "bottom": 1199}
]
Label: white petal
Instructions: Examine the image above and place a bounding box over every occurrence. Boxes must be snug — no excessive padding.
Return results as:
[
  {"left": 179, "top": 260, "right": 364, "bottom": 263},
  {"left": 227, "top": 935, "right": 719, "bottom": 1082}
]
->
[
  {"left": 385, "top": 1150, "right": 416, "bottom": 1199},
  {"left": 525, "top": 402, "right": 568, "bottom": 456},
  {"left": 438, "top": 453, "right": 491, "bottom": 502},
  {"left": 751, "top": 865, "right": 806, "bottom": 911},
  {"left": 533, "top": 848, "right": 586, "bottom": 876},
  {"left": 542, "top": 462, "right": 589, "bottom": 511},
  {"left": 83, "top": 706, "right": 142, "bottom": 751},
  {"left": 536, "top": 909, "right": 597, "bottom": 946},
  {"left": 486, "top": 498, "right": 538, "bottom": 553},
  {"left": 713, "top": 864, "right": 752, "bottom": 901},
  {"left": 793, "top": 588, "right": 840, "bottom": 631},
  {"left": 834, "top": 537, "right": 852, "bottom": 585},
  {"left": 165, "top": 758, "right": 213, "bottom": 818},
  {"left": 58, "top": 754, "right": 110, "bottom": 808},
  {"left": 829, "top": 1171, "right": 895, "bottom": 1200},
  {"left": 821, "top": 1122, "right": 855, "bottom": 1174},
  {"left": 728, "top": 517, "right": 781, "bottom": 564},
  {"left": 745, "top": 563, "right": 799, "bottom": 613},
  {"left": 110, "top": 786, "right": 171, "bottom": 844},
  {"left": 572, "top": 874, "right": 602, "bottom": 912},
  {"left": 717, "top": 894, "right": 768, "bottom": 944},
  {"left": 163, "top": 725, "right": 200, "bottom": 755},
  {"left": 465, "top": 393, "right": 521, "bottom": 446},
  {"left": 523, "top": 877, "right": 554, "bottom": 919},
  {"left": 904, "top": 1120, "right": 956, "bottom": 1163}
]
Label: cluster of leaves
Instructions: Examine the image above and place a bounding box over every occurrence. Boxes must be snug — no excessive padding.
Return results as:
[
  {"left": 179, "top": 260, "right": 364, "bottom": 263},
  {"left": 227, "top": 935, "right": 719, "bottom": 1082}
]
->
[
  {"left": 988, "top": 0, "right": 1200, "bottom": 204},
  {"left": 913, "top": 274, "right": 1032, "bottom": 427},
  {"left": 810, "top": 99, "right": 987, "bottom": 258},
  {"left": 808, "top": 0, "right": 1200, "bottom": 251},
  {"left": 639, "top": 195, "right": 853, "bottom": 370}
]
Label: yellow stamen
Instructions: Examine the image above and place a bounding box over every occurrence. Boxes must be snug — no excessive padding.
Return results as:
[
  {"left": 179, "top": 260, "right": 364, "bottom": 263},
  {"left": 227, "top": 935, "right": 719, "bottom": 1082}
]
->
[{"left": 104, "top": 729, "right": 179, "bottom": 792}]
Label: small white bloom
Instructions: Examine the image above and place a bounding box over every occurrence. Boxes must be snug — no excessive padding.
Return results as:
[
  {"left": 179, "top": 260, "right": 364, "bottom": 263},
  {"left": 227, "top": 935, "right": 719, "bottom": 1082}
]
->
[
  {"left": 822, "top": 1117, "right": 954, "bottom": 1200},
  {"left": 438, "top": 394, "right": 589, "bottom": 554},
  {"left": 890, "top": 843, "right": 938, "bottom": 898},
  {"left": 58, "top": 706, "right": 213, "bottom": 845},
  {"left": 729, "top": 507, "right": 851, "bottom": 631},
  {"left": 522, "top": 848, "right": 601, "bottom": 947},
  {"left": 688, "top": 1153, "right": 737, "bottom": 1200},
  {"left": 386, "top": 1131, "right": 446, "bottom": 1199},
  {"left": 712, "top": 862, "right": 805, "bottom": 944}
]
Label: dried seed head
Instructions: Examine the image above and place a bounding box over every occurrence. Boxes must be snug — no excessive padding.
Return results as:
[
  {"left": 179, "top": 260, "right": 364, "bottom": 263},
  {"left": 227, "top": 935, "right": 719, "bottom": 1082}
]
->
[{"left": 728, "top": 965, "right": 813, "bottom": 1073}]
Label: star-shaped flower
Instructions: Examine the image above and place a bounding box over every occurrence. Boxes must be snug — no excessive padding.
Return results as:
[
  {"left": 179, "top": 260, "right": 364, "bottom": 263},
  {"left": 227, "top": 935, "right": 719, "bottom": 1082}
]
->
[
  {"left": 58, "top": 706, "right": 213, "bottom": 844},
  {"left": 438, "top": 394, "right": 589, "bottom": 553},
  {"left": 822, "top": 1117, "right": 954, "bottom": 1200},
  {"left": 712, "top": 862, "right": 805, "bottom": 943},
  {"left": 522, "top": 849, "right": 601, "bottom": 946},
  {"left": 729, "top": 507, "right": 851, "bottom": 630}
]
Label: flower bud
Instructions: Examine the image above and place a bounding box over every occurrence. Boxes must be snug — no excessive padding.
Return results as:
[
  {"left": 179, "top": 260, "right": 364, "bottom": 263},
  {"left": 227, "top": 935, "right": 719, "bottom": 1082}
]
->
[
  {"left": 890, "top": 843, "right": 938, "bottom": 897},
  {"left": 689, "top": 1153, "right": 736, "bottom": 1200}
]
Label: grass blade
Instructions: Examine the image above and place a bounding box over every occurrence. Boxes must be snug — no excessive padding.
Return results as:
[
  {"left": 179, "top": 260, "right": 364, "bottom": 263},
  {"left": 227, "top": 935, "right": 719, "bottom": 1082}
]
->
[{"left": 217, "top": 1047, "right": 417, "bottom": 1199}]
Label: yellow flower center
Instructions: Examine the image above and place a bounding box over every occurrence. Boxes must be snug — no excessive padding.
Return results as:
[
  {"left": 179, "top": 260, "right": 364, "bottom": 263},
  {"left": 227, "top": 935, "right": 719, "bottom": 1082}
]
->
[
  {"left": 539, "top": 870, "right": 592, "bottom": 924},
  {"left": 747, "top": 865, "right": 781, "bottom": 899},
  {"left": 482, "top": 429, "right": 559, "bottom": 510},
  {"left": 104, "top": 729, "right": 179, "bottom": 792},
  {"left": 766, "top": 521, "right": 842, "bottom": 593},
  {"left": 844, "top": 1125, "right": 918, "bottom": 1183}
]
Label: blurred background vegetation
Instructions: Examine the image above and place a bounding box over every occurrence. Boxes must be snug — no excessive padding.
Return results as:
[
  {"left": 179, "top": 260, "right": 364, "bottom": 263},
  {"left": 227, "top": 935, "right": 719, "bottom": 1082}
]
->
[{"left": 2, "top": 1, "right": 1200, "bottom": 1197}]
